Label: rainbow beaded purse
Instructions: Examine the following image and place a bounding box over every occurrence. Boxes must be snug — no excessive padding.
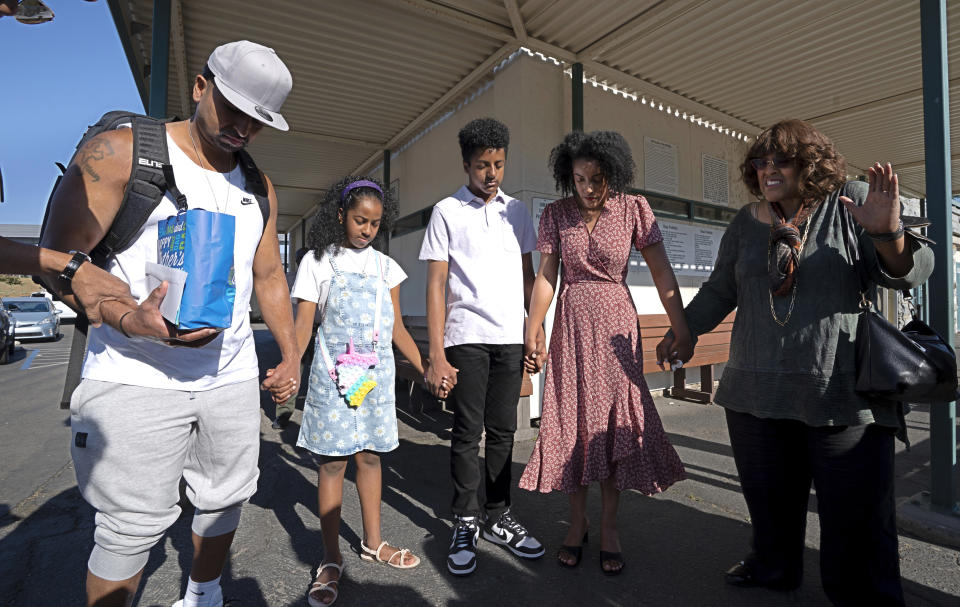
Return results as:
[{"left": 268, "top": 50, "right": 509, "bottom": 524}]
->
[
  {"left": 333, "top": 339, "right": 379, "bottom": 407},
  {"left": 316, "top": 252, "right": 386, "bottom": 408}
]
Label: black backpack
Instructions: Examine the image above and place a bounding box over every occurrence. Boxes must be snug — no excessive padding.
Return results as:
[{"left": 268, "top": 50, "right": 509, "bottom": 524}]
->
[{"left": 37, "top": 110, "right": 271, "bottom": 408}]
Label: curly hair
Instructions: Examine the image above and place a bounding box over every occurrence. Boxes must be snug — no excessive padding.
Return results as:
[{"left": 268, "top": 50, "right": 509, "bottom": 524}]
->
[
  {"left": 307, "top": 175, "right": 398, "bottom": 259},
  {"left": 458, "top": 117, "right": 510, "bottom": 162},
  {"left": 549, "top": 130, "right": 635, "bottom": 197},
  {"left": 741, "top": 119, "right": 847, "bottom": 203}
]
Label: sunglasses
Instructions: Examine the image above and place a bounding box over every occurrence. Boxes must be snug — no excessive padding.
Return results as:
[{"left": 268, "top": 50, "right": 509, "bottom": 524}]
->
[{"left": 750, "top": 157, "right": 793, "bottom": 171}]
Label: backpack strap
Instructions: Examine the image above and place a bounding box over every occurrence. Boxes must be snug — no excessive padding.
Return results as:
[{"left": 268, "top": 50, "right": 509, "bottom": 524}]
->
[
  {"left": 237, "top": 149, "right": 271, "bottom": 228},
  {"left": 90, "top": 117, "right": 172, "bottom": 264},
  {"left": 59, "top": 316, "right": 88, "bottom": 409},
  {"left": 54, "top": 113, "right": 177, "bottom": 408}
]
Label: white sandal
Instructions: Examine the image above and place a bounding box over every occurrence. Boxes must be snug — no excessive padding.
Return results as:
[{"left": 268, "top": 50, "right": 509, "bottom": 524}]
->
[
  {"left": 360, "top": 540, "right": 421, "bottom": 569},
  {"left": 307, "top": 560, "right": 343, "bottom": 607}
]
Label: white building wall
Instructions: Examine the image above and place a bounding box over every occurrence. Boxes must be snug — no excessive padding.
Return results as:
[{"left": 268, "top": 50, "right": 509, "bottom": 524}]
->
[{"left": 371, "top": 53, "right": 753, "bottom": 415}]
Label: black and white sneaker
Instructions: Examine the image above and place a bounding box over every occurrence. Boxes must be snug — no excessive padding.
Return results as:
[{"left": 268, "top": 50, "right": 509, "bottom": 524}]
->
[
  {"left": 482, "top": 509, "right": 545, "bottom": 559},
  {"left": 447, "top": 515, "right": 480, "bottom": 575}
]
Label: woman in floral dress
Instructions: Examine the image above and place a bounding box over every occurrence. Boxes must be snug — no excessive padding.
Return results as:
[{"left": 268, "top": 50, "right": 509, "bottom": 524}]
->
[{"left": 519, "top": 131, "right": 690, "bottom": 575}]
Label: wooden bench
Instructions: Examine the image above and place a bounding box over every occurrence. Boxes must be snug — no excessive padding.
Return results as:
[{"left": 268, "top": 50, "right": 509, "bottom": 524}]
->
[
  {"left": 638, "top": 311, "right": 735, "bottom": 403},
  {"left": 393, "top": 316, "right": 533, "bottom": 402}
]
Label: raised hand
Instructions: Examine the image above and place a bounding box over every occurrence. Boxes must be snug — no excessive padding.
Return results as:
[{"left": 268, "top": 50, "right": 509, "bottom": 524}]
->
[{"left": 840, "top": 162, "right": 901, "bottom": 236}]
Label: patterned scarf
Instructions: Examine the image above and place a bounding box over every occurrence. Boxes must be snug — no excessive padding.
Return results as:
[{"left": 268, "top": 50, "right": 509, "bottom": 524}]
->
[{"left": 768, "top": 201, "right": 814, "bottom": 296}]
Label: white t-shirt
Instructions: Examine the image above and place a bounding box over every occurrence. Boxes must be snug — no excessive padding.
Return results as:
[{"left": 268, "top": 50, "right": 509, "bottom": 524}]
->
[
  {"left": 418, "top": 186, "right": 537, "bottom": 347},
  {"left": 82, "top": 133, "right": 262, "bottom": 391},
  {"left": 291, "top": 246, "right": 407, "bottom": 323}
]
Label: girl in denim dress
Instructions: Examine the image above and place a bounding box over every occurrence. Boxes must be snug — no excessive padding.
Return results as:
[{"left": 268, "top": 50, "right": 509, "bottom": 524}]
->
[{"left": 289, "top": 176, "right": 445, "bottom": 606}]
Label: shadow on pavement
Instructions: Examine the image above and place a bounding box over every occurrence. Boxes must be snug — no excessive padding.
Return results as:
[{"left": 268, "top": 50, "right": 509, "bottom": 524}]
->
[{"left": 0, "top": 327, "right": 955, "bottom": 605}]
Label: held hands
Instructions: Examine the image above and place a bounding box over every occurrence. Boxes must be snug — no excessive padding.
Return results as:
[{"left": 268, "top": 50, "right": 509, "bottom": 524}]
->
[
  {"left": 839, "top": 162, "right": 901, "bottom": 236},
  {"left": 425, "top": 358, "right": 457, "bottom": 399},
  {"left": 523, "top": 326, "right": 547, "bottom": 373},
  {"left": 118, "top": 281, "right": 220, "bottom": 346},
  {"left": 655, "top": 328, "right": 694, "bottom": 371},
  {"left": 263, "top": 360, "right": 301, "bottom": 404}
]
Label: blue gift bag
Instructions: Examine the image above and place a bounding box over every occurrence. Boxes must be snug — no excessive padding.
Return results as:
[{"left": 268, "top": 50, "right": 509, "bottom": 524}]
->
[{"left": 157, "top": 209, "right": 236, "bottom": 329}]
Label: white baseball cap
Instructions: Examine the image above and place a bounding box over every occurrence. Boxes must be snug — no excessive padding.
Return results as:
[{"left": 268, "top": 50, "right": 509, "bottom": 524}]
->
[{"left": 207, "top": 40, "right": 292, "bottom": 131}]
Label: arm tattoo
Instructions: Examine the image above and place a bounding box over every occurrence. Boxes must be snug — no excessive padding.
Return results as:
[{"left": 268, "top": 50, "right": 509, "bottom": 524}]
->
[{"left": 75, "top": 139, "right": 115, "bottom": 183}]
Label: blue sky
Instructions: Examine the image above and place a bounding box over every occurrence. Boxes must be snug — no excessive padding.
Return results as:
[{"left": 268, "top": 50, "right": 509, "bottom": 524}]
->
[{"left": 0, "top": 1, "right": 144, "bottom": 225}]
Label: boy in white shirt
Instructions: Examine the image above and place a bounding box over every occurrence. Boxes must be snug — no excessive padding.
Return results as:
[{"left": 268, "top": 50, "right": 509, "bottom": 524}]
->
[{"left": 419, "top": 117, "right": 545, "bottom": 576}]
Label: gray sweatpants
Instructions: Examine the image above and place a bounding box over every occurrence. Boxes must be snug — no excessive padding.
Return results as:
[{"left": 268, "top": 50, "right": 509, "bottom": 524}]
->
[{"left": 70, "top": 378, "right": 261, "bottom": 581}]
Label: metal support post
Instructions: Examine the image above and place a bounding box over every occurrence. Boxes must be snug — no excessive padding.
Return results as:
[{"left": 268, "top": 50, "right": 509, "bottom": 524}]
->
[
  {"left": 572, "top": 62, "right": 583, "bottom": 132},
  {"left": 383, "top": 148, "right": 391, "bottom": 253},
  {"left": 383, "top": 149, "right": 391, "bottom": 193},
  {"left": 920, "top": 0, "right": 957, "bottom": 514},
  {"left": 148, "top": 0, "right": 171, "bottom": 118}
]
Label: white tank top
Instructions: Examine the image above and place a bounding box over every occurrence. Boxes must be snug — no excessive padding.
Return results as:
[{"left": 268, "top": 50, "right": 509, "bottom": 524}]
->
[{"left": 83, "top": 132, "right": 264, "bottom": 391}]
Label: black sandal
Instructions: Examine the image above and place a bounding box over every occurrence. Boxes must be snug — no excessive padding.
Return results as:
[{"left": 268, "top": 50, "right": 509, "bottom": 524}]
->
[
  {"left": 600, "top": 551, "right": 625, "bottom": 576},
  {"left": 557, "top": 531, "right": 588, "bottom": 568}
]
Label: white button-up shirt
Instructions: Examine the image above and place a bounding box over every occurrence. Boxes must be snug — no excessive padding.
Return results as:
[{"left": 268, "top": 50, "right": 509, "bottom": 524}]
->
[{"left": 419, "top": 185, "right": 537, "bottom": 347}]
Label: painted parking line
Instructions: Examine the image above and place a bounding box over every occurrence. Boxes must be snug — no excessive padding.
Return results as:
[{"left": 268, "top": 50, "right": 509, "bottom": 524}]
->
[{"left": 20, "top": 349, "right": 39, "bottom": 370}]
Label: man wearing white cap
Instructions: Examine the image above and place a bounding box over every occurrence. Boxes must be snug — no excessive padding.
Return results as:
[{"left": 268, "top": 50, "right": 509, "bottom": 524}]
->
[{"left": 41, "top": 41, "right": 297, "bottom": 607}]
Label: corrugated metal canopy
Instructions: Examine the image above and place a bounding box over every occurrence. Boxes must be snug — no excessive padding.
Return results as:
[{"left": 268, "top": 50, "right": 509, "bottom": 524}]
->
[{"left": 109, "top": 0, "right": 960, "bottom": 233}]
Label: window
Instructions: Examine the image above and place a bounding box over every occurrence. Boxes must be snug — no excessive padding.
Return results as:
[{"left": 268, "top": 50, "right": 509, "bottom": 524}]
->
[{"left": 631, "top": 189, "right": 738, "bottom": 226}]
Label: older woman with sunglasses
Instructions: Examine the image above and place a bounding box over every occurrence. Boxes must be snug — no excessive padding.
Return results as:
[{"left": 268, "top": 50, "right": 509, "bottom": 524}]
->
[{"left": 657, "top": 119, "right": 932, "bottom": 606}]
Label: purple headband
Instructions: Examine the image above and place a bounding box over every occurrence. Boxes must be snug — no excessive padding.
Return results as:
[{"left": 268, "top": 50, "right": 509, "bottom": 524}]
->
[{"left": 340, "top": 179, "right": 383, "bottom": 204}]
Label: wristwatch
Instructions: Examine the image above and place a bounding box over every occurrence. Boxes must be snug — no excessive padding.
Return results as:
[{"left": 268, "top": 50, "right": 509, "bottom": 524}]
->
[{"left": 59, "top": 250, "right": 92, "bottom": 282}]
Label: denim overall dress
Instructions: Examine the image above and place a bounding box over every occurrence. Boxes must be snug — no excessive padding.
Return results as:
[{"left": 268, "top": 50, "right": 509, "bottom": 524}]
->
[{"left": 296, "top": 252, "right": 399, "bottom": 456}]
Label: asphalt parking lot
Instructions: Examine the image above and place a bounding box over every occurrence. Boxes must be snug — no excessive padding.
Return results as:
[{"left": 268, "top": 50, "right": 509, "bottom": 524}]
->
[
  {"left": 0, "top": 324, "right": 76, "bottom": 512},
  {"left": 0, "top": 325, "right": 958, "bottom": 606}
]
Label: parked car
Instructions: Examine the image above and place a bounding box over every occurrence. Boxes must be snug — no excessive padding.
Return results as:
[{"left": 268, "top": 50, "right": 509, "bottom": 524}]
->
[
  {"left": 0, "top": 297, "right": 60, "bottom": 341},
  {"left": 0, "top": 307, "right": 14, "bottom": 364},
  {"left": 30, "top": 290, "right": 77, "bottom": 322}
]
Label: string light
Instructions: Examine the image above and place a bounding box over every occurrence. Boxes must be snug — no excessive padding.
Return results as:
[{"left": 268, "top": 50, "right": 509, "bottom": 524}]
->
[{"left": 503, "top": 46, "right": 751, "bottom": 142}]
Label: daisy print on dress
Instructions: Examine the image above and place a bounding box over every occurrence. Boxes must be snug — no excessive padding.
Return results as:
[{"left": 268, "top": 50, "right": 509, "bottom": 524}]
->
[{"left": 296, "top": 248, "right": 400, "bottom": 458}]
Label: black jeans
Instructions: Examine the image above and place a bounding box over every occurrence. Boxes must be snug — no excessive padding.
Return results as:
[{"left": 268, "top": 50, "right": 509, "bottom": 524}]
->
[
  {"left": 725, "top": 409, "right": 904, "bottom": 607},
  {"left": 445, "top": 343, "right": 523, "bottom": 519}
]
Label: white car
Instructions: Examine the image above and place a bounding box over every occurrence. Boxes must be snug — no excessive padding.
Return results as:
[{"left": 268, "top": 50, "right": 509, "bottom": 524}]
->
[
  {"left": 1, "top": 297, "right": 61, "bottom": 341},
  {"left": 30, "top": 291, "right": 77, "bottom": 322}
]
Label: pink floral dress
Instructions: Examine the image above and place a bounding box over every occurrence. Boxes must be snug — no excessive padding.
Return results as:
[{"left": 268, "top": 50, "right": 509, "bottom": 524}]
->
[{"left": 519, "top": 194, "right": 685, "bottom": 494}]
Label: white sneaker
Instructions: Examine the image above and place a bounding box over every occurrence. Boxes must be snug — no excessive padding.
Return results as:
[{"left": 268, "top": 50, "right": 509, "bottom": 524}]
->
[{"left": 482, "top": 509, "right": 545, "bottom": 558}]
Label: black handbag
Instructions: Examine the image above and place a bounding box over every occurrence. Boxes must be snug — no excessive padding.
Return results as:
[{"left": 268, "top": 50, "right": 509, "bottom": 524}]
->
[{"left": 840, "top": 204, "right": 958, "bottom": 404}]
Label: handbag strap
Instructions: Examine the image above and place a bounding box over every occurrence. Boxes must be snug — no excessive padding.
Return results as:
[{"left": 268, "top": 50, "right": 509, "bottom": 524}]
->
[
  {"left": 316, "top": 331, "right": 338, "bottom": 382},
  {"left": 839, "top": 190, "right": 914, "bottom": 316},
  {"left": 837, "top": 194, "right": 871, "bottom": 307},
  {"left": 372, "top": 252, "right": 385, "bottom": 346},
  {"left": 314, "top": 250, "right": 387, "bottom": 381}
]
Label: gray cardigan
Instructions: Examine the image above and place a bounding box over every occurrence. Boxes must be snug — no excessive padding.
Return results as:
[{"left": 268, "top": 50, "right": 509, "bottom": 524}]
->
[{"left": 684, "top": 181, "right": 935, "bottom": 427}]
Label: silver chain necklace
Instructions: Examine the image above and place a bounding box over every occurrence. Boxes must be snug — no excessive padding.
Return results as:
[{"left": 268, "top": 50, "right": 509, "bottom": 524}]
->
[{"left": 188, "top": 121, "right": 231, "bottom": 214}]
